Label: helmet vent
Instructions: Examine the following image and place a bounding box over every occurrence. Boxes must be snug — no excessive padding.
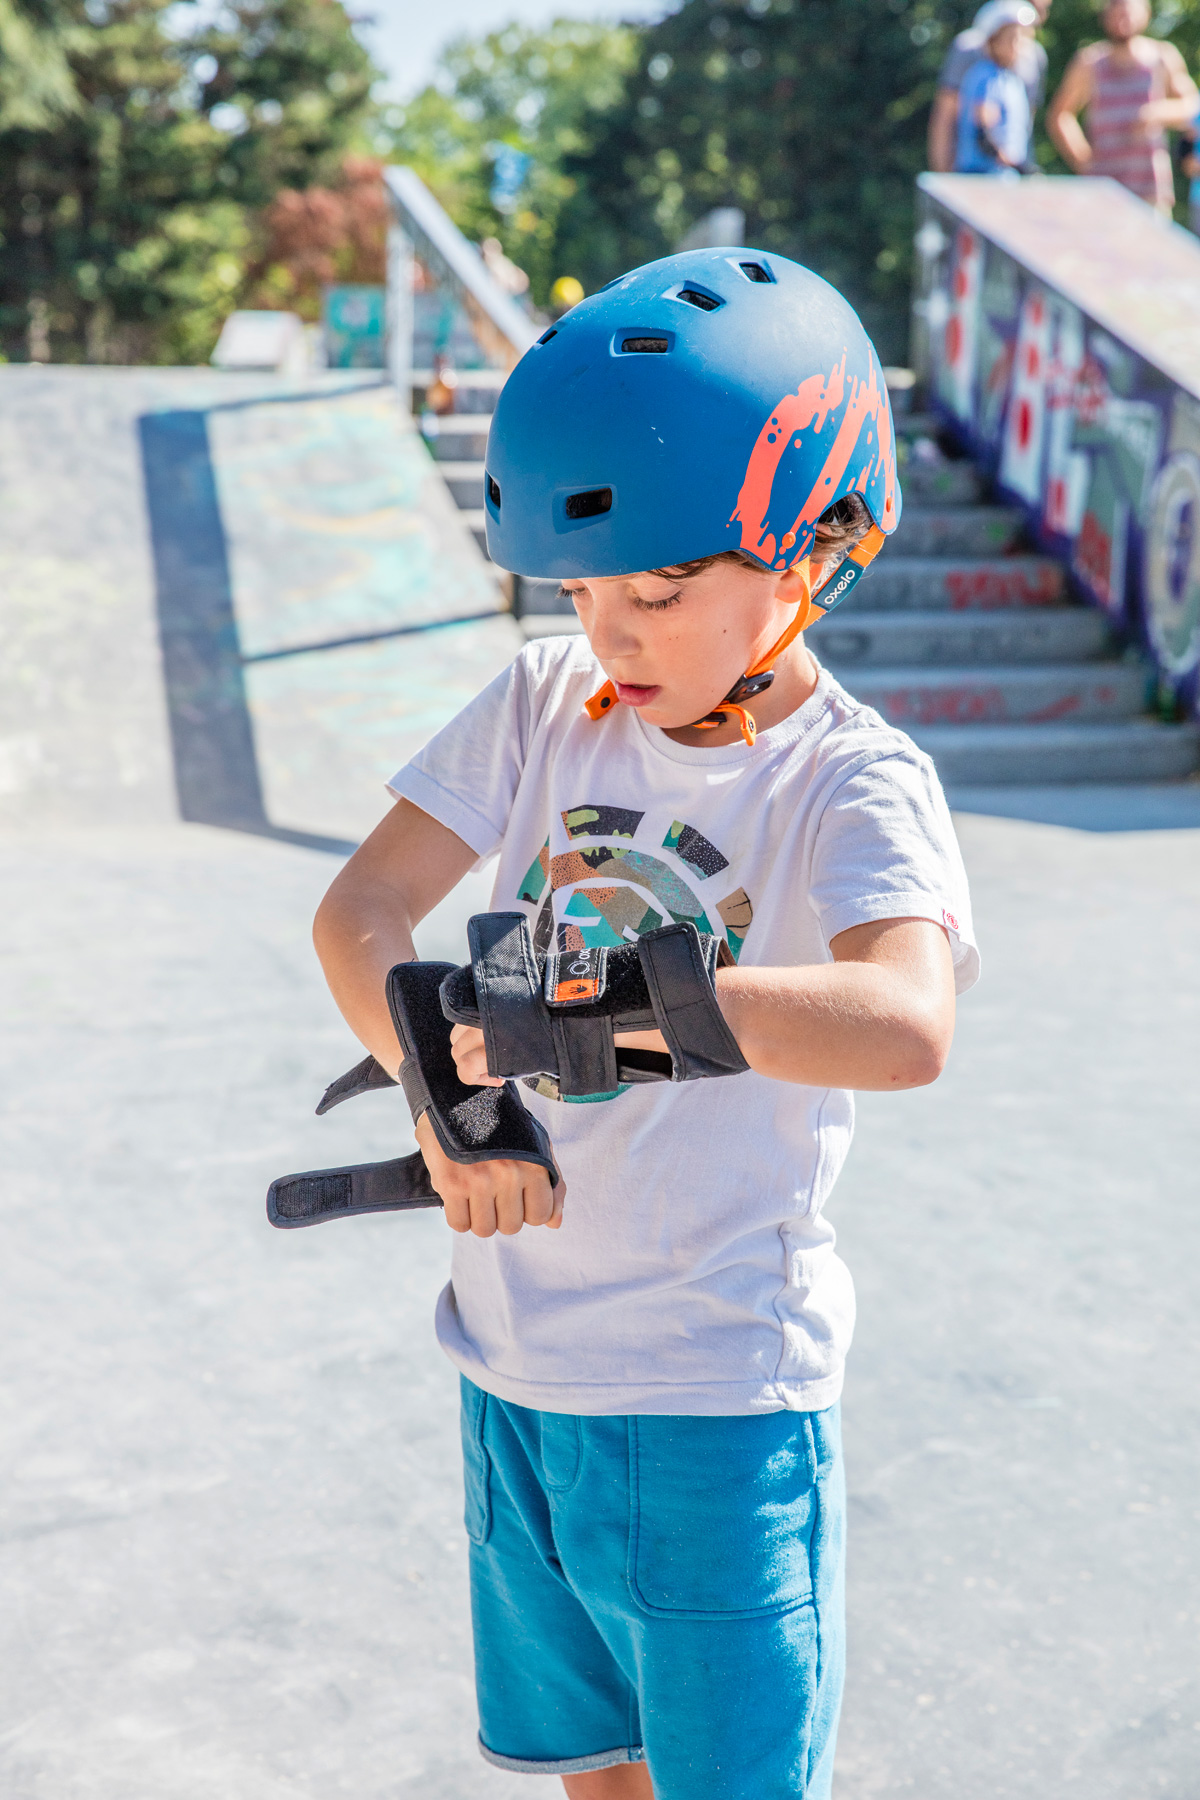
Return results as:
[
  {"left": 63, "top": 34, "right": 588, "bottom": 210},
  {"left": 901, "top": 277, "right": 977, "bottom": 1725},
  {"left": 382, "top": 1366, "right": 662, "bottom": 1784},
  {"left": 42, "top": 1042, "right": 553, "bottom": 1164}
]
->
[
  {"left": 537, "top": 328, "right": 558, "bottom": 345},
  {"left": 564, "top": 487, "right": 612, "bottom": 521},
  {"left": 676, "top": 286, "right": 723, "bottom": 312},
  {"left": 738, "top": 261, "right": 774, "bottom": 284},
  {"left": 621, "top": 335, "right": 670, "bottom": 353},
  {"left": 486, "top": 474, "right": 501, "bottom": 509}
]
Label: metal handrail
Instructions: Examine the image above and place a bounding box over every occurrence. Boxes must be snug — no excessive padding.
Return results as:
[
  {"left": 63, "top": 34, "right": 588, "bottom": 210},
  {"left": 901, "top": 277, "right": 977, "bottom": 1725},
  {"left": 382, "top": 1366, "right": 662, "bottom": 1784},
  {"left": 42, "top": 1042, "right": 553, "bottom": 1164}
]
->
[{"left": 385, "top": 166, "right": 539, "bottom": 374}]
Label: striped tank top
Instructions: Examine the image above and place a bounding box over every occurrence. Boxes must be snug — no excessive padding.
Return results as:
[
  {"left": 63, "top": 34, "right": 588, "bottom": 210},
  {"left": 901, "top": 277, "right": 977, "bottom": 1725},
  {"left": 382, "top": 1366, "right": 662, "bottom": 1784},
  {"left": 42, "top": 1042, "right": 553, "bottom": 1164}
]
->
[{"left": 1087, "top": 46, "right": 1175, "bottom": 211}]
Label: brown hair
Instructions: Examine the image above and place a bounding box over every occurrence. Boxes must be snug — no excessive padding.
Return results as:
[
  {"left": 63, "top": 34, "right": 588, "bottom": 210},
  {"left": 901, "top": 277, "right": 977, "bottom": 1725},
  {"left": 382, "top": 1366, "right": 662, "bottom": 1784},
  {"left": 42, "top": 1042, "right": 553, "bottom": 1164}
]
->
[{"left": 652, "top": 492, "right": 873, "bottom": 580}]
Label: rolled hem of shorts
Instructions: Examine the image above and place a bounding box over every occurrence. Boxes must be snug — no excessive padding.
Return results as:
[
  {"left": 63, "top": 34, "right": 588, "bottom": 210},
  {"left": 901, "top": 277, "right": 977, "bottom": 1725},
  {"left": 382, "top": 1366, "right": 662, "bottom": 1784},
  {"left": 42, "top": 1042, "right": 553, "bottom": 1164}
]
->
[{"left": 479, "top": 1736, "right": 645, "bottom": 1775}]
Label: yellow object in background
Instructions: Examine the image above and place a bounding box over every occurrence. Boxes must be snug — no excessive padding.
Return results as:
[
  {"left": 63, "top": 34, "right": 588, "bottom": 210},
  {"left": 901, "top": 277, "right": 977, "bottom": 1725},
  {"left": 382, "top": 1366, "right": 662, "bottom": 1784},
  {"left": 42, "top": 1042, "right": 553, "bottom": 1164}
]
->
[{"left": 550, "top": 276, "right": 585, "bottom": 312}]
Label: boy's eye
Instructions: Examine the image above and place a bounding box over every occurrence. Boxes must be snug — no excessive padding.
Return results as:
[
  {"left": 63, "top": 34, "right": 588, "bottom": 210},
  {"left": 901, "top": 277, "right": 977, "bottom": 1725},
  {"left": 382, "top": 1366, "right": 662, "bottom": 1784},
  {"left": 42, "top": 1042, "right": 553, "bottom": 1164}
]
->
[
  {"left": 633, "top": 590, "right": 682, "bottom": 613},
  {"left": 557, "top": 584, "right": 584, "bottom": 602}
]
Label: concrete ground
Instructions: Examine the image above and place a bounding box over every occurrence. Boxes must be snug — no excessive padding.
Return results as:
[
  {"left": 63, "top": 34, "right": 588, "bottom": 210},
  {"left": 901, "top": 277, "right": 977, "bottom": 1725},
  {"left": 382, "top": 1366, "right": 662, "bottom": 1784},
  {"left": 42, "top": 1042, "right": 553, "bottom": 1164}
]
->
[{"left": 2, "top": 804, "right": 1198, "bottom": 1800}]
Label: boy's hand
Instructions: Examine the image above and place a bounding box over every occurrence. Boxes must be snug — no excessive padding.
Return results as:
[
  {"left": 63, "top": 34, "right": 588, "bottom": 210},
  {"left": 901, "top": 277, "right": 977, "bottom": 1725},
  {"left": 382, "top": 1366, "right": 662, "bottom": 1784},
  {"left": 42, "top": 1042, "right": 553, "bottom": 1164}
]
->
[
  {"left": 449, "top": 1022, "right": 504, "bottom": 1087},
  {"left": 414, "top": 1110, "right": 565, "bottom": 1237}
]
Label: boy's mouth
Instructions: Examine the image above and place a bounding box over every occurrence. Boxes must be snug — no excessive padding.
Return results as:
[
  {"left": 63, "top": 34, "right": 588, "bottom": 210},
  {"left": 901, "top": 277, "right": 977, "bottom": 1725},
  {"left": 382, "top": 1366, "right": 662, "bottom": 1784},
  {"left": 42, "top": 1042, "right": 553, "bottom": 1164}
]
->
[{"left": 615, "top": 681, "right": 662, "bottom": 707}]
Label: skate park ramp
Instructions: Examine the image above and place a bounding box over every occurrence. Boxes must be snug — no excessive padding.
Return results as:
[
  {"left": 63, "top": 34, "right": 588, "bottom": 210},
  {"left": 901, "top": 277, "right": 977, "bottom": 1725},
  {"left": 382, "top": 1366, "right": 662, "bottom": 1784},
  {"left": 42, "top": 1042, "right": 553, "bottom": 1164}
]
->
[{"left": 0, "top": 366, "right": 522, "bottom": 846}]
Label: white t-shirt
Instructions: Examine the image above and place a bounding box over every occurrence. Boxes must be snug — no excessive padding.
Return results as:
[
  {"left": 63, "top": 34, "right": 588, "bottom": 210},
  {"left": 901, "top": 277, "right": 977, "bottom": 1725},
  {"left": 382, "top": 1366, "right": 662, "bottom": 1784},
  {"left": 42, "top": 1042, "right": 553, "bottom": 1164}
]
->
[{"left": 389, "top": 636, "right": 978, "bottom": 1416}]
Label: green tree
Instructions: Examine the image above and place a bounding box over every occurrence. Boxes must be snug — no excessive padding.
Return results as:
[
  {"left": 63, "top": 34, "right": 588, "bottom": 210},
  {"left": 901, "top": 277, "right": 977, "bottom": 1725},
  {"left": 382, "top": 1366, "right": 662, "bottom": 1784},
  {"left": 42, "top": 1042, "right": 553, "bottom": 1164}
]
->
[
  {"left": 386, "top": 18, "right": 637, "bottom": 308},
  {"left": 0, "top": 0, "right": 78, "bottom": 131},
  {"left": 557, "top": 0, "right": 971, "bottom": 364},
  {"left": 0, "top": 0, "right": 379, "bottom": 363}
]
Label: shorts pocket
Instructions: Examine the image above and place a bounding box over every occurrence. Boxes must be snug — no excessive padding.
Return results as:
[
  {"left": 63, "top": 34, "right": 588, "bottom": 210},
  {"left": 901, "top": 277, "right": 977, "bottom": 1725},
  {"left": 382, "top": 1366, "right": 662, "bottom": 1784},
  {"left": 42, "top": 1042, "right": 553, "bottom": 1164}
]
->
[
  {"left": 628, "top": 1412, "right": 817, "bottom": 1618},
  {"left": 460, "top": 1377, "right": 493, "bottom": 1546}
]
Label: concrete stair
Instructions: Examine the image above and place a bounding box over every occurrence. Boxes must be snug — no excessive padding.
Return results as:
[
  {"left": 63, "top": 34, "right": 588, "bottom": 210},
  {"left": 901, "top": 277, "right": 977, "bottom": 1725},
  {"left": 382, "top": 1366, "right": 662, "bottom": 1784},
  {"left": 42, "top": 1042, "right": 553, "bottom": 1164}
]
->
[
  {"left": 910, "top": 720, "right": 1200, "bottom": 784},
  {"left": 891, "top": 504, "right": 1024, "bottom": 557},
  {"left": 818, "top": 608, "right": 1110, "bottom": 666},
  {"left": 863, "top": 555, "right": 1063, "bottom": 610},
  {"left": 414, "top": 373, "right": 505, "bottom": 559}
]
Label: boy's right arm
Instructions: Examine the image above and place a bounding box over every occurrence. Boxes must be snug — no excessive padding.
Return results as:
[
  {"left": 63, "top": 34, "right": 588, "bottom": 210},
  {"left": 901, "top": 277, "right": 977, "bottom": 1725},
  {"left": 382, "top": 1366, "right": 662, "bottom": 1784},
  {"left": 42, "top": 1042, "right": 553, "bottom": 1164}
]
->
[{"left": 313, "top": 797, "right": 564, "bottom": 1237}]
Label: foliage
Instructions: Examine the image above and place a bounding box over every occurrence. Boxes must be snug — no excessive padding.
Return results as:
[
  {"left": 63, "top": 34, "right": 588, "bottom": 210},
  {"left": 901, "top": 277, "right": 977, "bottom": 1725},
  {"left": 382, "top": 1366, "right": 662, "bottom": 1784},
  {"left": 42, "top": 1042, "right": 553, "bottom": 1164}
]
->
[
  {"left": 246, "top": 153, "right": 388, "bottom": 317},
  {"left": 554, "top": 0, "right": 969, "bottom": 365},
  {"left": 385, "top": 18, "right": 637, "bottom": 309},
  {"left": 0, "top": 0, "right": 379, "bottom": 363},
  {"left": 0, "top": 0, "right": 79, "bottom": 130}
]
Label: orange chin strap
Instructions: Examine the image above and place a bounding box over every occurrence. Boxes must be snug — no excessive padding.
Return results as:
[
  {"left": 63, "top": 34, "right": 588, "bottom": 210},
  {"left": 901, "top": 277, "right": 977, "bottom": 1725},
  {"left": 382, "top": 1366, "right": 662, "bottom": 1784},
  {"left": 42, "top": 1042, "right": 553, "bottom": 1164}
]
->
[{"left": 585, "top": 528, "right": 886, "bottom": 747}]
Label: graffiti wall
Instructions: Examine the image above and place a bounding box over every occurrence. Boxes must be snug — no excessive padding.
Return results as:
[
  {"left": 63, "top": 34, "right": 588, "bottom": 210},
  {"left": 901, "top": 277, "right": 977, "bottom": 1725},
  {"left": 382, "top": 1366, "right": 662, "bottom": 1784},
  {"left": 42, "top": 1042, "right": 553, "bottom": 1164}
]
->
[{"left": 914, "top": 175, "right": 1200, "bottom": 717}]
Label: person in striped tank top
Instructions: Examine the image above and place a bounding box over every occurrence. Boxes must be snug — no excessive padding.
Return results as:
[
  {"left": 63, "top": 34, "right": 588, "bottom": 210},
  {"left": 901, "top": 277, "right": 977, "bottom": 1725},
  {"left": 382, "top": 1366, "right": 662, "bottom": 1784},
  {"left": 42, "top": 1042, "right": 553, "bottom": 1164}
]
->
[{"left": 1047, "top": 0, "right": 1197, "bottom": 214}]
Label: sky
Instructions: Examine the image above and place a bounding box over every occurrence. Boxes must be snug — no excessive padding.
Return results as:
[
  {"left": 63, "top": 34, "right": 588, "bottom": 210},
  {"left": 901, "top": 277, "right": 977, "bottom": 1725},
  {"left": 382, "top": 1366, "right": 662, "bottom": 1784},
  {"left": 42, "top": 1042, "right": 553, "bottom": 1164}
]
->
[{"left": 353, "top": 0, "right": 666, "bottom": 99}]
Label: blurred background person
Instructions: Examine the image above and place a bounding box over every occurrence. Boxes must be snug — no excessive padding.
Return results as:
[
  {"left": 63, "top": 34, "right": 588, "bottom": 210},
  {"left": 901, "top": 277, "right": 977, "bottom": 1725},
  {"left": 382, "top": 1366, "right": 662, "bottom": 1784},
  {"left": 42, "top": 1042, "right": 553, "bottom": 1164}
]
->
[
  {"left": 1180, "top": 104, "right": 1200, "bottom": 232},
  {"left": 928, "top": 0, "right": 1052, "bottom": 171},
  {"left": 1047, "top": 0, "right": 1198, "bottom": 214},
  {"left": 954, "top": 1, "right": 1038, "bottom": 173}
]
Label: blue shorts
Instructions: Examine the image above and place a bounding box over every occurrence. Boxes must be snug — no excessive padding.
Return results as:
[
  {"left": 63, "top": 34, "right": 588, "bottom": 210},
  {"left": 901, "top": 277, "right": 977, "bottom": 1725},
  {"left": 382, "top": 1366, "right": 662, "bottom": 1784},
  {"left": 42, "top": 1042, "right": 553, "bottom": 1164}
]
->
[{"left": 460, "top": 1378, "right": 845, "bottom": 1799}]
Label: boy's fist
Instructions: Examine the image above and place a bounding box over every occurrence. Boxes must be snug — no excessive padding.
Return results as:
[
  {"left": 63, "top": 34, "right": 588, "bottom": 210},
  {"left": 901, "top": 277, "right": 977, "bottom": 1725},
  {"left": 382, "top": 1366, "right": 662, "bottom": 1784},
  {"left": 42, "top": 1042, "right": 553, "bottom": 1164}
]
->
[
  {"left": 415, "top": 1111, "right": 565, "bottom": 1237},
  {"left": 449, "top": 1022, "right": 504, "bottom": 1088}
]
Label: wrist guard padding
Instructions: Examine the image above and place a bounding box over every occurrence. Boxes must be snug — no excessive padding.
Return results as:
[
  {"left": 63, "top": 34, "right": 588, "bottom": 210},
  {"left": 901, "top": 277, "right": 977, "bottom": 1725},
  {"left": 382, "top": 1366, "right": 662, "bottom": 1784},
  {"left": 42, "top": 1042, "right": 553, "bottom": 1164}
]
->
[{"left": 439, "top": 913, "right": 749, "bottom": 1099}]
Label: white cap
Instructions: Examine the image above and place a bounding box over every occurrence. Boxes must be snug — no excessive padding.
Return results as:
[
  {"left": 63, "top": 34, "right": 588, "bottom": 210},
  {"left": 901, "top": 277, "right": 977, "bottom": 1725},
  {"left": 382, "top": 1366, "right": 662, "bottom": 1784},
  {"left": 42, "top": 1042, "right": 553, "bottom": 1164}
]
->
[{"left": 972, "top": 0, "right": 1037, "bottom": 36}]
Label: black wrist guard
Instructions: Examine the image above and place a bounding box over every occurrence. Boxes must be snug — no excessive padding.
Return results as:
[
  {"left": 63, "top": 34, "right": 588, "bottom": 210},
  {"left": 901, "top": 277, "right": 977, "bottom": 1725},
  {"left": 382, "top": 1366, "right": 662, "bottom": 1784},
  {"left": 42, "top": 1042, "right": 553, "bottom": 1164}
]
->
[
  {"left": 266, "top": 958, "right": 560, "bottom": 1230},
  {"left": 388, "top": 960, "right": 560, "bottom": 1179},
  {"left": 439, "top": 913, "right": 750, "bottom": 1099}
]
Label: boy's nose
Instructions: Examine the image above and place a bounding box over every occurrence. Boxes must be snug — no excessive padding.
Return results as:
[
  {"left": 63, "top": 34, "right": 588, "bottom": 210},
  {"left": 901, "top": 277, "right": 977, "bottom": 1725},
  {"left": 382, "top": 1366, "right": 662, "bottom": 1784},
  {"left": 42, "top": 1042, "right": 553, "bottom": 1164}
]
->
[{"left": 582, "top": 587, "right": 643, "bottom": 662}]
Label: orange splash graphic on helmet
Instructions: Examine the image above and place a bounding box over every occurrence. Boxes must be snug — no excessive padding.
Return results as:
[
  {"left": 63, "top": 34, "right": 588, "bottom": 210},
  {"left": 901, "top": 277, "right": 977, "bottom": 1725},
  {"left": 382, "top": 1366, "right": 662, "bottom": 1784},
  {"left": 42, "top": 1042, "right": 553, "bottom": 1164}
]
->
[{"left": 731, "top": 353, "right": 897, "bottom": 568}]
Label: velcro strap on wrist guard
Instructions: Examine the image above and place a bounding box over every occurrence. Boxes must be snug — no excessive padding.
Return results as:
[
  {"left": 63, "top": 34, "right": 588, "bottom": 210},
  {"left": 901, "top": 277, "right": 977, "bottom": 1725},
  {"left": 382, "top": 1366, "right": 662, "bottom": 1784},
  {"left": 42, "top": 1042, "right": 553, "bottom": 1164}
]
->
[
  {"left": 439, "top": 912, "right": 749, "bottom": 1095},
  {"left": 315, "top": 1053, "right": 397, "bottom": 1113},
  {"left": 637, "top": 924, "right": 750, "bottom": 1080},
  {"left": 268, "top": 1151, "right": 441, "bottom": 1227}
]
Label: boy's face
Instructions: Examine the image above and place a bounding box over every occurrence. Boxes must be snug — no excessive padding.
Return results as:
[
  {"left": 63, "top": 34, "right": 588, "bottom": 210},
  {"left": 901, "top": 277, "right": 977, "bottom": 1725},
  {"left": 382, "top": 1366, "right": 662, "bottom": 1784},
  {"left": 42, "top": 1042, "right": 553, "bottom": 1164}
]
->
[
  {"left": 988, "top": 23, "right": 1023, "bottom": 66},
  {"left": 559, "top": 558, "right": 814, "bottom": 732}
]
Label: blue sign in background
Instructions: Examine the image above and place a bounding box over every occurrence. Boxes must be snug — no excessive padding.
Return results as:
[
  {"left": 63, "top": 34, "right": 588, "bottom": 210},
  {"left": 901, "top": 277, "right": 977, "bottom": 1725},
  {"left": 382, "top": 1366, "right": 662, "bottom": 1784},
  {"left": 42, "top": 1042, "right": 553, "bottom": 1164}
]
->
[{"left": 323, "top": 285, "right": 386, "bottom": 370}]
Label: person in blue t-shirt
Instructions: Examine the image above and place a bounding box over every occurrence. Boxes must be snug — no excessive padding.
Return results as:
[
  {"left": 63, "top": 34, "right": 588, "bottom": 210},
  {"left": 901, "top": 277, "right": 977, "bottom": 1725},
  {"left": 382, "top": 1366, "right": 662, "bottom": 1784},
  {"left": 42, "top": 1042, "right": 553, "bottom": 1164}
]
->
[
  {"left": 955, "top": 0, "right": 1037, "bottom": 173},
  {"left": 929, "top": 0, "right": 1051, "bottom": 170}
]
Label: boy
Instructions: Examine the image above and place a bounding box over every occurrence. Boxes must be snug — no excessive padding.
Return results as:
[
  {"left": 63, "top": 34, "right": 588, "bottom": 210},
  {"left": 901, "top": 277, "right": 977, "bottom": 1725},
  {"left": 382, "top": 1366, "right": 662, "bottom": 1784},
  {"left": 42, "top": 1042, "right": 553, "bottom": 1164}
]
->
[
  {"left": 954, "top": 0, "right": 1038, "bottom": 175},
  {"left": 311, "top": 249, "right": 978, "bottom": 1798}
]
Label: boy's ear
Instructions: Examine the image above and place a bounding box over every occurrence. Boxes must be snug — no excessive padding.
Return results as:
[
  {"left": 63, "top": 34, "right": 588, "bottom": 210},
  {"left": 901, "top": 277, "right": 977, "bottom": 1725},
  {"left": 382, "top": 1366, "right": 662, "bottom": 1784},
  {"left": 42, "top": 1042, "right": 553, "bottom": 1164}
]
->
[
  {"left": 773, "top": 556, "right": 814, "bottom": 608},
  {"left": 771, "top": 556, "right": 822, "bottom": 635}
]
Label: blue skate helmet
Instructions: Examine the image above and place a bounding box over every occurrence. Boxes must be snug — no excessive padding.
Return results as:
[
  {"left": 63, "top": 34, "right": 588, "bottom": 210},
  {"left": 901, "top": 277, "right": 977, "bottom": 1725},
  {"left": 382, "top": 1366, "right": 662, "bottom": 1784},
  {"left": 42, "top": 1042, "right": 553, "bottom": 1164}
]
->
[{"left": 484, "top": 247, "right": 901, "bottom": 743}]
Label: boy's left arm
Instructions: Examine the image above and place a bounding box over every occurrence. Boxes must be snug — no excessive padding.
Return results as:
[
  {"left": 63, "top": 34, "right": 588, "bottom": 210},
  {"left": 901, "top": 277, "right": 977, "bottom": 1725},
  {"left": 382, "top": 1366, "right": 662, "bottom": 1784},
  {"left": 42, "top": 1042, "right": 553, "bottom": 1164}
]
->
[
  {"left": 711, "top": 916, "right": 956, "bottom": 1091},
  {"left": 451, "top": 916, "right": 956, "bottom": 1094}
]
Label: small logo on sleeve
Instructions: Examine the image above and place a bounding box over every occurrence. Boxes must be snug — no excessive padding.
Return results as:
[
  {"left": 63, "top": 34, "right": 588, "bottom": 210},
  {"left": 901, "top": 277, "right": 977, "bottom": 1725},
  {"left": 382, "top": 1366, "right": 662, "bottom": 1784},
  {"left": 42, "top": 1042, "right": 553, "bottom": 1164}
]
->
[{"left": 942, "top": 908, "right": 959, "bottom": 932}]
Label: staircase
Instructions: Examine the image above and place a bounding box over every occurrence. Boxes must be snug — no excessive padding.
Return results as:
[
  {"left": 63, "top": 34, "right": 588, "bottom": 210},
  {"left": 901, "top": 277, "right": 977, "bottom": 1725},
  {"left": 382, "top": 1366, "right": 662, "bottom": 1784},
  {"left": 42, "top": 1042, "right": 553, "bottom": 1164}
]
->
[
  {"left": 416, "top": 384, "right": 1200, "bottom": 785},
  {"left": 819, "top": 416, "right": 1200, "bottom": 782},
  {"left": 416, "top": 369, "right": 562, "bottom": 611},
  {"left": 414, "top": 370, "right": 503, "bottom": 560}
]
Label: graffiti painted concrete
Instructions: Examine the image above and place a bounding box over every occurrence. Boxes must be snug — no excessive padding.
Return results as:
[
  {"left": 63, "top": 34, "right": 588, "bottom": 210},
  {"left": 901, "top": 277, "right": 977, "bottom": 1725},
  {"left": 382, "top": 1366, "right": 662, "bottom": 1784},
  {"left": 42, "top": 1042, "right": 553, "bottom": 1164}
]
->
[
  {"left": 0, "top": 367, "right": 519, "bottom": 843},
  {"left": 916, "top": 175, "right": 1200, "bottom": 716}
]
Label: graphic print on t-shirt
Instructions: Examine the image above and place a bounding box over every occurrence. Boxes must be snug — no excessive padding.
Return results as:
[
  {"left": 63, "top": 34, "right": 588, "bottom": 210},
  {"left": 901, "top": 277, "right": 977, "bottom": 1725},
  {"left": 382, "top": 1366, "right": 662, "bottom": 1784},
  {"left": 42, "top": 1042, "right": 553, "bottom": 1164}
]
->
[
  {"left": 515, "top": 804, "right": 754, "bottom": 1103},
  {"left": 516, "top": 804, "right": 754, "bottom": 963}
]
